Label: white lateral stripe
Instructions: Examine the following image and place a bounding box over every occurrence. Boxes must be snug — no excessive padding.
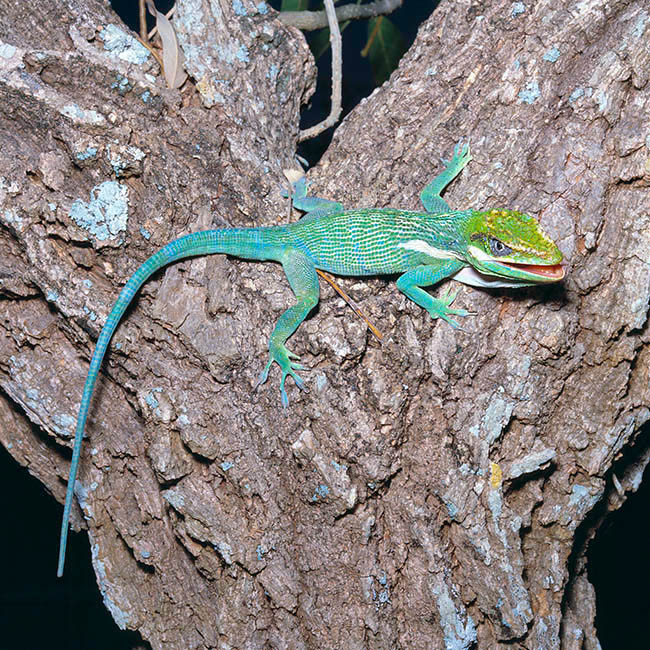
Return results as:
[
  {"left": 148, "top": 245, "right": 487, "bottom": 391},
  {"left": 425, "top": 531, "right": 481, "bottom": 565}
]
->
[
  {"left": 467, "top": 245, "right": 494, "bottom": 262},
  {"left": 398, "top": 239, "right": 460, "bottom": 260}
]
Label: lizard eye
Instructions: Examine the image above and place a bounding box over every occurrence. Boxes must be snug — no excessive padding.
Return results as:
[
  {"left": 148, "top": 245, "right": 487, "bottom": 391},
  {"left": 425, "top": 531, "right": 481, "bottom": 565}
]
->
[{"left": 489, "top": 237, "right": 513, "bottom": 256}]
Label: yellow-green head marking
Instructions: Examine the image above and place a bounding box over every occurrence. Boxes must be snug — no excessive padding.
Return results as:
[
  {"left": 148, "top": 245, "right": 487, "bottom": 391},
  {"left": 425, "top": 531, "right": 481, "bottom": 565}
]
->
[{"left": 458, "top": 209, "right": 564, "bottom": 286}]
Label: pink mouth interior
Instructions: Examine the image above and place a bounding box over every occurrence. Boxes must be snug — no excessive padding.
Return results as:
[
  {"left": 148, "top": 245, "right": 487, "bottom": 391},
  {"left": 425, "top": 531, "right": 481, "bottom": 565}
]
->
[{"left": 503, "top": 262, "right": 565, "bottom": 280}]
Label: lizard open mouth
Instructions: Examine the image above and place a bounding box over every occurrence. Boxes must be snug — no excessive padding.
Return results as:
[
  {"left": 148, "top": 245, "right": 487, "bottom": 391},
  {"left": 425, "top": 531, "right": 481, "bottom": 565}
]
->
[{"left": 501, "top": 262, "right": 565, "bottom": 280}]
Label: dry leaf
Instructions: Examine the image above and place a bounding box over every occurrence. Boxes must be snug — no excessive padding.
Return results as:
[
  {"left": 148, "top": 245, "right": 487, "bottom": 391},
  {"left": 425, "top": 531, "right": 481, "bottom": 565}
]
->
[{"left": 145, "top": 0, "right": 187, "bottom": 89}]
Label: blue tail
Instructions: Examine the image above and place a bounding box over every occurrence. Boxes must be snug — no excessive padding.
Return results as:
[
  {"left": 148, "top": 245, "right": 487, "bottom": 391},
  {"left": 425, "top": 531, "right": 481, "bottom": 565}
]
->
[{"left": 57, "top": 228, "right": 270, "bottom": 576}]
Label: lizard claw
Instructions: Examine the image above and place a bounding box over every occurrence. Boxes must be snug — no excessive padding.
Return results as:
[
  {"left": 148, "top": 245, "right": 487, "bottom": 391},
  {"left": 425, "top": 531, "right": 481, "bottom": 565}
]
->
[
  {"left": 280, "top": 367, "right": 307, "bottom": 409},
  {"left": 428, "top": 287, "right": 473, "bottom": 328},
  {"left": 442, "top": 314, "right": 468, "bottom": 330},
  {"left": 256, "top": 361, "right": 273, "bottom": 389},
  {"left": 445, "top": 140, "right": 472, "bottom": 172},
  {"left": 258, "top": 342, "right": 307, "bottom": 407}
]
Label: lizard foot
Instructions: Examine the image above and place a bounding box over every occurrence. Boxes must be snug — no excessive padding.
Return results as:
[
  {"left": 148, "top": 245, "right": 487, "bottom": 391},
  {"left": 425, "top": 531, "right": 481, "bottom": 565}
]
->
[
  {"left": 281, "top": 176, "right": 309, "bottom": 200},
  {"left": 442, "top": 140, "right": 472, "bottom": 172},
  {"left": 429, "top": 287, "right": 473, "bottom": 330},
  {"left": 257, "top": 342, "right": 306, "bottom": 408}
]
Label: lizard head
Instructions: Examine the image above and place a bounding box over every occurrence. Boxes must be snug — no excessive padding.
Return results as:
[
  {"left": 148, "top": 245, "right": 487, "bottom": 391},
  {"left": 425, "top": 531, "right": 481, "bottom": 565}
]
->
[{"left": 461, "top": 209, "right": 565, "bottom": 285}]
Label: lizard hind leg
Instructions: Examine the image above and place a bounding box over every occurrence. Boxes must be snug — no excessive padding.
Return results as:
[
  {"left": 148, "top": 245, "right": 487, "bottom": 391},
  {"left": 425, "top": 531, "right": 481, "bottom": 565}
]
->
[{"left": 257, "top": 249, "right": 320, "bottom": 407}]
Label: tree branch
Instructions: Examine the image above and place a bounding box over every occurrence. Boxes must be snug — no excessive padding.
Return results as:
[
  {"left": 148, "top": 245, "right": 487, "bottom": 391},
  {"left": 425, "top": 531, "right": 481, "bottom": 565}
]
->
[
  {"left": 279, "top": 0, "right": 403, "bottom": 31},
  {"left": 298, "top": 0, "right": 342, "bottom": 140}
]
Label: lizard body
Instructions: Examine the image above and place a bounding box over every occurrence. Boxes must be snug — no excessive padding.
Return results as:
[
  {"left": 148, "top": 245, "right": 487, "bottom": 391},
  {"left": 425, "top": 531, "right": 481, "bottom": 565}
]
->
[{"left": 57, "top": 143, "right": 564, "bottom": 576}]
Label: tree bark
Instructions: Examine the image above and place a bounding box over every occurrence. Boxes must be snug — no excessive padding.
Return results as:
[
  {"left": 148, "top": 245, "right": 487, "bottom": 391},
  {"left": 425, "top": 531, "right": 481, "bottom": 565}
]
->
[{"left": 1, "top": 0, "right": 648, "bottom": 648}]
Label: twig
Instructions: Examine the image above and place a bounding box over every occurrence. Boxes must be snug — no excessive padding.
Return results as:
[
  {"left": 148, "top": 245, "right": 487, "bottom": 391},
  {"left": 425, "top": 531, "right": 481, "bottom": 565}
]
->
[
  {"left": 139, "top": 0, "right": 147, "bottom": 41},
  {"left": 136, "top": 0, "right": 164, "bottom": 69},
  {"left": 136, "top": 35, "right": 164, "bottom": 71},
  {"left": 298, "top": 0, "right": 342, "bottom": 141},
  {"left": 316, "top": 269, "right": 383, "bottom": 342},
  {"left": 278, "top": 0, "right": 402, "bottom": 31}
]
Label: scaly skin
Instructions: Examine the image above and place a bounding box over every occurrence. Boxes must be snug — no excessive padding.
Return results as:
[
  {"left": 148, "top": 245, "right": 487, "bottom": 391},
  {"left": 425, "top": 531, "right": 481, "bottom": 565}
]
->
[{"left": 57, "top": 142, "right": 564, "bottom": 576}]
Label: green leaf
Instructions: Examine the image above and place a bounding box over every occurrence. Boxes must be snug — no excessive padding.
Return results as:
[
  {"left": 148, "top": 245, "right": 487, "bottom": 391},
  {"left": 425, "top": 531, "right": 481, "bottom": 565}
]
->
[
  {"left": 363, "top": 17, "right": 406, "bottom": 85},
  {"left": 280, "top": 0, "right": 310, "bottom": 10}
]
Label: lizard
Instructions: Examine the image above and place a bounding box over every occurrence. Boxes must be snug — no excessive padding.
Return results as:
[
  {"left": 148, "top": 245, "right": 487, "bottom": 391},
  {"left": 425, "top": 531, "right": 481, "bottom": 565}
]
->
[{"left": 57, "top": 142, "right": 564, "bottom": 576}]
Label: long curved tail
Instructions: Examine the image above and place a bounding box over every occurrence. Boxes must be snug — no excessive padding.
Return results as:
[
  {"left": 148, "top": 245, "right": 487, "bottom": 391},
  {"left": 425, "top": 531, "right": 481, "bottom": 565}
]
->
[{"left": 57, "top": 228, "right": 271, "bottom": 576}]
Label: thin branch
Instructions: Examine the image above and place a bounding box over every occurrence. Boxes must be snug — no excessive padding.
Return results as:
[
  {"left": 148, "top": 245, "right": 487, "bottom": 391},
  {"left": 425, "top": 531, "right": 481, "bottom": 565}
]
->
[
  {"left": 298, "top": 0, "right": 342, "bottom": 141},
  {"left": 278, "top": 0, "right": 403, "bottom": 31},
  {"left": 136, "top": 35, "right": 164, "bottom": 71},
  {"left": 139, "top": 0, "right": 147, "bottom": 41},
  {"left": 316, "top": 270, "right": 383, "bottom": 342}
]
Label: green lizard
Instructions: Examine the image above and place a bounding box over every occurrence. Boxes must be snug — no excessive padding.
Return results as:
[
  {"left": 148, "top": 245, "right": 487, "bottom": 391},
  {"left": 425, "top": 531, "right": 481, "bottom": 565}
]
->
[{"left": 57, "top": 142, "right": 564, "bottom": 576}]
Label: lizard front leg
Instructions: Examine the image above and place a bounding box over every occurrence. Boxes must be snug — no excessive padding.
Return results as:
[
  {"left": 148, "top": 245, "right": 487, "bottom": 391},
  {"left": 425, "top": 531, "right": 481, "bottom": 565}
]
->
[
  {"left": 288, "top": 177, "right": 344, "bottom": 221},
  {"left": 396, "top": 260, "right": 470, "bottom": 329},
  {"left": 257, "top": 248, "right": 320, "bottom": 407},
  {"left": 419, "top": 140, "right": 471, "bottom": 214}
]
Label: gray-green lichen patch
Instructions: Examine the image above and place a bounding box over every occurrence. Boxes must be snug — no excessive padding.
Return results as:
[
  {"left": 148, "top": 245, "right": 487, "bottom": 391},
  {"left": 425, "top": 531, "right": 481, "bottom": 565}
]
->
[
  {"left": 543, "top": 47, "right": 560, "bottom": 63},
  {"left": 483, "top": 390, "right": 515, "bottom": 445},
  {"left": 432, "top": 579, "right": 477, "bottom": 650},
  {"left": 511, "top": 2, "right": 526, "bottom": 18},
  {"left": 0, "top": 42, "right": 17, "bottom": 59},
  {"left": 2, "top": 208, "right": 23, "bottom": 231},
  {"left": 518, "top": 80, "right": 540, "bottom": 104},
  {"left": 633, "top": 11, "right": 648, "bottom": 38},
  {"left": 232, "top": 0, "right": 247, "bottom": 16},
  {"left": 91, "top": 543, "right": 131, "bottom": 630},
  {"left": 99, "top": 24, "right": 150, "bottom": 65},
  {"left": 60, "top": 103, "right": 106, "bottom": 126},
  {"left": 162, "top": 487, "right": 185, "bottom": 510},
  {"left": 508, "top": 448, "right": 556, "bottom": 479},
  {"left": 69, "top": 181, "right": 129, "bottom": 241},
  {"left": 7, "top": 355, "right": 74, "bottom": 439},
  {"left": 75, "top": 146, "right": 98, "bottom": 162},
  {"left": 106, "top": 143, "right": 146, "bottom": 177}
]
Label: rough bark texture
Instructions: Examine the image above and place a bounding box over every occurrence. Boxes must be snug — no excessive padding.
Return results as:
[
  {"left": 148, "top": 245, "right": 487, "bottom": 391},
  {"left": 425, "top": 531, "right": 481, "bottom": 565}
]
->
[{"left": 1, "top": 0, "right": 649, "bottom": 648}]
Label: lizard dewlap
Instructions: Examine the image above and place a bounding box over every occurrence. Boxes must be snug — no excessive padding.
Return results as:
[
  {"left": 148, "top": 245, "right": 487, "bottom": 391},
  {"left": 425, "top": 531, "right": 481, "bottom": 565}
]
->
[{"left": 57, "top": 142, "right": 564, "bottom": 576}]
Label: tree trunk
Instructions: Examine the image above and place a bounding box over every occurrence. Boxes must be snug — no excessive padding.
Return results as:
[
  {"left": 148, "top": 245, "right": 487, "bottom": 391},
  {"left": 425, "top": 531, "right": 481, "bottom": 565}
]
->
[{"left": 1, "top": 0, "right": 648, "bottom": 648}]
